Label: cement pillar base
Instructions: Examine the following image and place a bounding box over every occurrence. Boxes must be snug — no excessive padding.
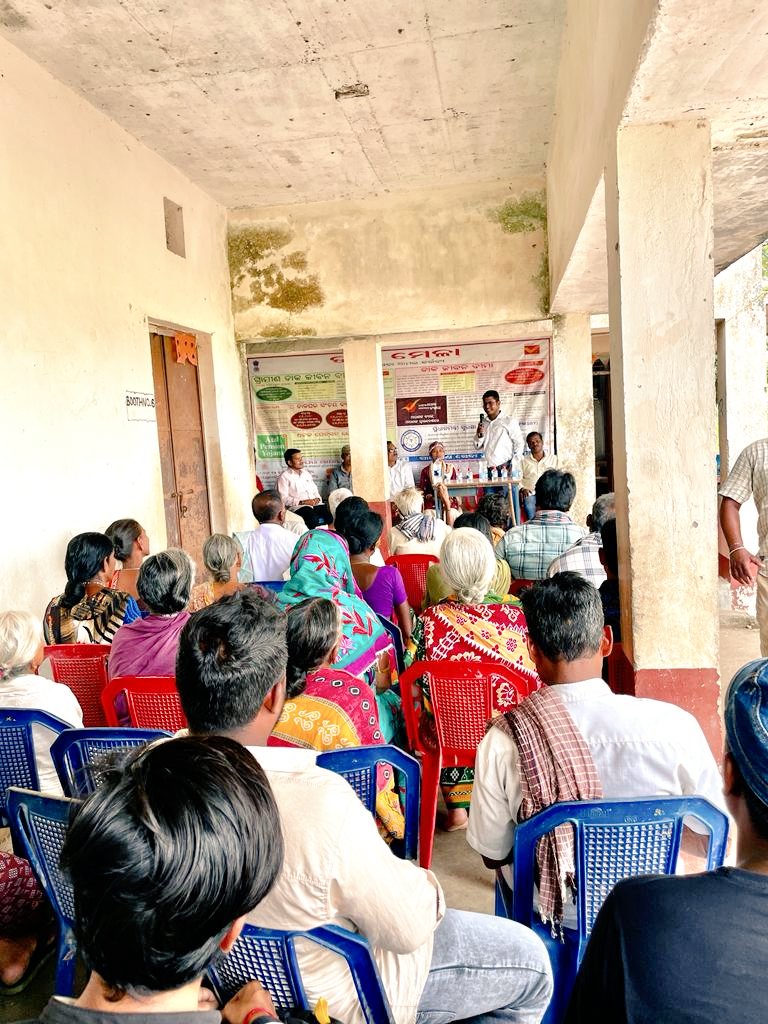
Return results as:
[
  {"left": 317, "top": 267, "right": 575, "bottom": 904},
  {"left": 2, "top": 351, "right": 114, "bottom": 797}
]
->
[
  {"left": 368, "top": 500, "right": 393, "bottom": 561},
  {"left": 634, "top": 667, "right": 722, "bottom": 762}
]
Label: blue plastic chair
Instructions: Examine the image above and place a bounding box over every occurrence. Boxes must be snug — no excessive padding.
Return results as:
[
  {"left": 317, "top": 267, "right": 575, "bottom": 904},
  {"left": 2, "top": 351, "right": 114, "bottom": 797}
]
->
[
  {"left": 504, "top": 796, "right": 729, "bottom": 1023},
  {"left": 207, "top": 923, "right": 393, "bottom": 1024},
  {"left": 376, "top": 614, "right": 405, "bottom": 673},
  {"left": 7, "top": 788, "right": 79, "bottom": 996},
  {"left": 0, "top": 709, "right": 71, "bottom": 826},
  {"left": 317, "top": 744, "right": 420, "bottom": 861},
  {"left": 254, "top": 581, "right": 285, "bottom": 593},
  {"left": 51, "top": 727, "right": 171, "bottom": 797}
]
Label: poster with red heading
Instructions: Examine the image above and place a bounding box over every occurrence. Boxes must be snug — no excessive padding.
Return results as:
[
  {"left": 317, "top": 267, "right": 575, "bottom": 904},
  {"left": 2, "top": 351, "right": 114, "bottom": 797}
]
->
[{"left": 247, "top": 338, "right": 553, "bottom": 490}]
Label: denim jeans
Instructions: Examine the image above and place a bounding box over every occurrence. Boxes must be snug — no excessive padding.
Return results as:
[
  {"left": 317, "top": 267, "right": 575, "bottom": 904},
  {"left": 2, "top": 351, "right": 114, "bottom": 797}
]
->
[
  {"left": 416, "top": 908, "right": 553, "bottom": 1023},
  {"left": 522, "top": 493, "right": 536, "bottom": 522}
]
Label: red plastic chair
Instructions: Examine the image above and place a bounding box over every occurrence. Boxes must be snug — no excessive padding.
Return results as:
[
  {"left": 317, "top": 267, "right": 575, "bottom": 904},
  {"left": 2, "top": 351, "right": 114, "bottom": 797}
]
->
[
  {"left": 100, "top": 676, "right": 187, "bottom": 731},
  {"left": 43, "top": 645, "right": 110, "bottom": 727},
  {"left": 604, "top": 642, "right": 634, "bottom": 696},
  {"left": 507, "top": 578, "right": 536, "bottom": 597},
  {"left": 385, "top": 554, "right": 438, "bottom": 612},
  {"left": 399, "top": 659, "right": 532, "bottom": 869}
]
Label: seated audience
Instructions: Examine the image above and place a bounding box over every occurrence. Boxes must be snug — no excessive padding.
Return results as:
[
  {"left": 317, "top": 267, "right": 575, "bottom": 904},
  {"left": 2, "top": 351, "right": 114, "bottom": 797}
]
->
[
  {"left": 598, "top": 517, "right": 621, "bottom": 641},
  {"left": 424, "top": 512, "right": 511, "bottom": 606},
  {"left": 332, "top": 494, "right": 385, "bottom": 567},
  {"left": 327, "top": 486, "right": 353, "bottom": 527},
  {"left": 277, "top": 530, "right": 401, "bottom": 742},
  {"left": 324, "top": 444, "right": 353, "bottom": 497},
  {"left": 477, "top": 492, "right": 509, "bottom": 546},
  {"left": 547, "top": 492, "right": 615, "bottom": 584},
  {"left": 276, "top": 448, "right": 331, "bottom": 528},
  {"left": 407, "top": 529, "right": 538, "bottom": 831},
  {"left": 244, "top": 490, "right": 297, "bottom": 582},
  {"left": 566, "top": 657, "right": 768, "bottom": 1024},
  {"left": 44, "top": 532, "right": 141, "bottom": 644},
  {"left": 337, "top": 506, "right": 411, "bottom": 644},
  {"left": 496, "top": 469, "right": 586, "bottom": 580},
  {"left": 188, "top": 534, "right": 245, "bottom": 611},
  {"left": 520, "top": 431, "right": 559, "bottom": 520},
  {"left": 389, "top": 487, "right": 450, "bottom": 559},
  {"left": 176, "top": 592, "right": 553, "bottom": 1024},
  {"left": 419, "top": 441, "right": 460, "bottom": 524},
  {"left": 108, "top": 549, "right": 193, "bottom": 679},
  {"left": 40, "top": 735, "right": 284, "bottom": 1024},
  {"left": 387, "top": 440, "right": 416, "bottom": 499},
  {"left": 0, "top": 610, "right": 82, "bottom": 794},
  {"left": 104, "top": 518, "right": 150, "bottom": 602},
  {"left": 0, "top": 850, "right": 51, "bottom": 991},
  {"left": 468, "top": 573, "right": 724, "bottom": 929}
]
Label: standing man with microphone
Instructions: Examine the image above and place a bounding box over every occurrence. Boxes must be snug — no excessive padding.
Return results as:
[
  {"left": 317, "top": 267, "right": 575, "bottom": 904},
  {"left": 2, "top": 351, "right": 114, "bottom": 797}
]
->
[{"left": 475, "top": 389, "right": 524, "bottom": 479}]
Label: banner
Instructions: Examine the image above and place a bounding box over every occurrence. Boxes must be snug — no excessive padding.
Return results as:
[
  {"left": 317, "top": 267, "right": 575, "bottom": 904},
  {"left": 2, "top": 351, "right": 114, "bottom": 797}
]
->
[{"left": 248, "top": 338, "right": 553, "bottom": 489}]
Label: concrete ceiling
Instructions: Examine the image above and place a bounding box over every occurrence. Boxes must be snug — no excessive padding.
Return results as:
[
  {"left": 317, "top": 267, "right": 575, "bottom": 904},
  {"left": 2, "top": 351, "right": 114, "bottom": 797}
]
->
[{"left": 0, "top": 0, "right": 566, "bottom": 208}]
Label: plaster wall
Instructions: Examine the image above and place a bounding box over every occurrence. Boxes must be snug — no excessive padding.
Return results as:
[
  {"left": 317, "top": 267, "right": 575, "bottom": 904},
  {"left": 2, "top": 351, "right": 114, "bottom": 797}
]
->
[
  {"left": 229, "top": 180, "right": 546, "bottom": 341},
  {"left": 0, "top": 35, "right": 251, "bottom": 618},
  {"left": 547, "top": 0, "right": 656, "bottom": 305}
]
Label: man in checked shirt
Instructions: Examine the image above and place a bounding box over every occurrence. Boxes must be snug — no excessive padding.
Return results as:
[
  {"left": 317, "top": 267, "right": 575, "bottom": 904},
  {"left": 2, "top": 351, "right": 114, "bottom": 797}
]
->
[{"left": 546, "top": 493, "right": 615, "bottom": 585}]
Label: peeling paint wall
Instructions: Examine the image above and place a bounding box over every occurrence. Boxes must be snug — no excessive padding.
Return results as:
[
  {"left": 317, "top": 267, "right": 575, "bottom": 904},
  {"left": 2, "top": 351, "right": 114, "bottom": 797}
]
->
[
  {"left": 0, "top": 34, "right": 252, "bottom": 617},
  {"left": 229, "top": 180, "right": 546, "bottom": 340}
]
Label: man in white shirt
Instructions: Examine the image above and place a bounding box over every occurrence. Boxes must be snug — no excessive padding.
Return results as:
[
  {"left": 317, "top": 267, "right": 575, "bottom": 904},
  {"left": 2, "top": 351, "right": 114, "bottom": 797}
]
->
[
  {"left": 520, "top": 431, "right": 559, "bottom": 521},
  {"left": 387, "top": 440, "right": 416, "bottom": 499},
  {"left": 244, "top": 490, "right": 298, "bottom": 582},
  {"left": 468, "top": 572, "right": 725, "bottom": 885},
  {"left": 176, "top": 592, "right": 553, "bottom": 1024},
  {"left": 276, "top": 449, "right": 331, "bottom": 528},
  {"left": 475, "top": 390, "right": 523, "bottom": 475}
]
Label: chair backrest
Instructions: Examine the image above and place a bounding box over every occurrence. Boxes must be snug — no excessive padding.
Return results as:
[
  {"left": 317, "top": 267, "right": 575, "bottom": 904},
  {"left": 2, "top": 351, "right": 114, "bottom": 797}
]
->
[
  {"left": 0, "top": 710, "right": 71, "bottom": 825},
  {"left": 207, "top": 923, "right": 393, "bottom": 1024},
  {"left": 7, "top": 787, "right": 79, "bottom": 995},
  {"left": 400, "top": 660, "right": 529, "bottom": 765},
  {"left": 384, "top": 554, "right": 438, "bottom": 611},
  {"left": 51, "top": 727, "right": 172, "bottom": 797},
  {"left": 376, "top": 615, "right": 404, "bottom": 673},
  {"left": 101, "top": 677, "right": 187, "bottom": 731},
  {"left": 507, "top": 578, "right": 536, "bottom": 597},
  {"left": 43, "top": 645, "right": 110, "bottom": 727},
  {"left": 254, "top": 581, "right": 285, "bottom": 592},
  {"left": 317, "top": 744, "right": 420, "bottom": 861}
]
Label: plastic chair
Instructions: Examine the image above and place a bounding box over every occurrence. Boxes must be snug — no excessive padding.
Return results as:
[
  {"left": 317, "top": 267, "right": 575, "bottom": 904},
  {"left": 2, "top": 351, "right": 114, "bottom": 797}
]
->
[
  {"left": 100, "top": 677, "right": 187, "bottom": 731},
  {"left": 254, "top": 581, "right": 285, "bottom": 592},
  {"left": 399, "top": 659, "right": 531, "bottom": 869},
  {"left": 507, "top": 578, "right": 536, "bottom": 598},
  {"left": 603, "top": 641, "right": 634, "bottom": 695},
  {"left": 317, "top": 744, "right": 420, "bottom": 861},
  {"left": 42, "top": 645, "right": 110, "bottom": 727},
  {"left": 376, "top": 614, "right": 405, "bottom": 673},
  {"left": 0, "top": 709, "right": 71, "bottom": 826},
  {"left": 7, "top": 788, "right": 78, "bottom": 996},
  {"left": 506, "top": 796, "right": 729, "bottom": 1024},
  {"left": 207, "top": 923, "right": 393, "bottom": 1024},
  {"left": 385, "top": 554, "right": 438, "bottom": 612},
  {"left": 51, "top": 727, "right": 171, "bottom": 797}
]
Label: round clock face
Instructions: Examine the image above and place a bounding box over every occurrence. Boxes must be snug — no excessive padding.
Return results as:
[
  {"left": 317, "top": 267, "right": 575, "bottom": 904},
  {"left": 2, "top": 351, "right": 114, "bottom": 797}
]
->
[{"left": 400, "top": 430, "right": 422, "bottom": 453}]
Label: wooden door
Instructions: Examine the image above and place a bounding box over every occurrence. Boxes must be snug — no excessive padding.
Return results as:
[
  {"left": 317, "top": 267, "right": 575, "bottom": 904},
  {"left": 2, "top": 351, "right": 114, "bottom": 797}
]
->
[{"left": 150, "top": 332, "right": 212, "bottom": 577}]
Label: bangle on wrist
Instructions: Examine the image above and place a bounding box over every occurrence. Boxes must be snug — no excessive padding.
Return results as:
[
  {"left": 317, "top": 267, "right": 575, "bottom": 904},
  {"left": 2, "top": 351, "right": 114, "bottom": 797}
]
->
[
  {"left": 242, "top": 1007, "right": 277, "bottom": 1024},
  {"left": 729, "top": 545, "right": 746, "bottom": 555}
]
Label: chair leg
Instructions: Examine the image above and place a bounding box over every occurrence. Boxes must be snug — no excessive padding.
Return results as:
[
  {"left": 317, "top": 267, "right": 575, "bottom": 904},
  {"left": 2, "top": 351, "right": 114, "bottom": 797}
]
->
[{"left": 419, "top": 753, "right": 441, "bottom": 870}]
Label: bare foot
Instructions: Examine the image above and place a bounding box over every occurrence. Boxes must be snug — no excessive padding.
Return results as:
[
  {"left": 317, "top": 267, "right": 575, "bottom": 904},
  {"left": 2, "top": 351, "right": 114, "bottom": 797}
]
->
[
  {"left": 0, "top": 935, "right": 37, "bottom": 987},
  {"left": 440, "top": 809, "right": 468, "bottom": 832}
]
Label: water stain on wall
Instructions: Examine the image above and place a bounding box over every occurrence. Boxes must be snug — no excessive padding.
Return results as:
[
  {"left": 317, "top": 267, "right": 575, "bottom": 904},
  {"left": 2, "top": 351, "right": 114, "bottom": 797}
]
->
[{"left": 488, "top": 189, "right": 550, "bottom": 315}]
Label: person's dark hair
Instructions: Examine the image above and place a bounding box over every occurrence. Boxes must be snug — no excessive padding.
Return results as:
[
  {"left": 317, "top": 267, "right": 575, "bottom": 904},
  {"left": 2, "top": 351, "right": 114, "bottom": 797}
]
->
[
  {"left": 284, "top": 448, "right": 301, "bottom": 466},
  {"left": 521, "top": 572, "right": 604, "bottom": 662},
  {"left": 482, "top": 389, "right": 500, "bottom": 403},
  {"left": 534, "top": 468, "right": 576, "bottom": 512},
  {"left": 61, "top": 533, "right": 114, "bottom": 609},
  {"left": 453, "top": 512, "right": 493, "bottom": 545},
  {"left": 137, "top": 550, "right": 194, "bottom": 614},
  {"left": 338, "top": 507, "right": 383, "bottom": 555},
  {"left": 252, "top": 489, "right": 283, "bottom": 524},
  {"left": 333, "top": 495, "right": 369, "bottom": 535},
  {"left": 285, "top": 598, "right": 338, "bottom": 698},
  {"left": 477, "top": 493, "right": 507, "bottom": 529},
  {"left": 104, "top": 520, "right": 143, "bottom": 563},
  {"left": 526, "top": 431, "right": 542, "bottom": 446},
  {"left": 741, "top": 771, "right": 768, "bottom": 842},
  {"left": 600, "top": 518, "right": 618, "bottom": 576},
  {"left": 61, "top": 735, "right": 282, "bottom": 1000},
  {"left": 176, "top": 590, "right": 287, "bottom": 733}
]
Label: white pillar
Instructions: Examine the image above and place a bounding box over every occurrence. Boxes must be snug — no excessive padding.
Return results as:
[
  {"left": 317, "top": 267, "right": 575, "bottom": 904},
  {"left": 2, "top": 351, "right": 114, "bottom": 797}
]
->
[
  {"left": 341, "top": 337, "right": 389, "bottom": 504},
  {"left": 552, "top": 313, "right": 596, "bottom": 527}
]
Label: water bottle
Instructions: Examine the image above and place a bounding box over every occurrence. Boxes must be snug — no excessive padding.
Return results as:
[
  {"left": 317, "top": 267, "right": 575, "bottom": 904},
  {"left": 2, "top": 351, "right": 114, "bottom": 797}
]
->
[
  {"left": 479, "top": 459, "right": 487, "bottom": 480},
  {"left": 511, "top": 454, "right": 522, "bottom": 482}
]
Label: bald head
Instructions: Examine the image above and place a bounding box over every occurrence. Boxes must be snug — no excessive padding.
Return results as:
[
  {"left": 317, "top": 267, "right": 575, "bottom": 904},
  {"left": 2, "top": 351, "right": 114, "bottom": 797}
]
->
[{"left": 252, "top": 490, "right": 284, "bottom": 525}]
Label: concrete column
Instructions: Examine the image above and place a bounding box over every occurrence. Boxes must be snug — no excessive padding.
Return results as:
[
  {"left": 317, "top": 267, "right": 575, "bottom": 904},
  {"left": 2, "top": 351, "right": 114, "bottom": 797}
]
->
[
  {"left": 552, "top": 313, "right": 596, "bottom": 527},
  {"left": 605, "top": 120, "right": 721, "bottom": 753},
  {"left": 341, "top": 337, "right": 392, "bottom": 551}
]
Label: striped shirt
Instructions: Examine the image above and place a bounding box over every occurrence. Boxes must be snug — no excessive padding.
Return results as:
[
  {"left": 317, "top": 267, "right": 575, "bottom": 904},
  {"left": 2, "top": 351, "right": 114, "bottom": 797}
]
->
[
  {"left": 495, "top": 510, "right": 587, "bottom": 580},
  {"left": 719, "top": 438, "right": 768, "bottom": 571},
  {"left": 546, "top": 532, "right": 606, "bottom": 585}
]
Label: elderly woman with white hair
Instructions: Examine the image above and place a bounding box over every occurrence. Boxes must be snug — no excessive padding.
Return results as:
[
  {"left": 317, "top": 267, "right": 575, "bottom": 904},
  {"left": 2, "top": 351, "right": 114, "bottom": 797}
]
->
[
  {"left": 108, "top": 549, "right": 194, "bottom": 680},
  {"left": 405, "top": 528, "right": 538, "bottom": 830},
  {"left": 0, "top": 610, "right": 82, "bottom": 794},
  {"left": 389, "top": 486, "right": 451, "bottom": 558}
]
